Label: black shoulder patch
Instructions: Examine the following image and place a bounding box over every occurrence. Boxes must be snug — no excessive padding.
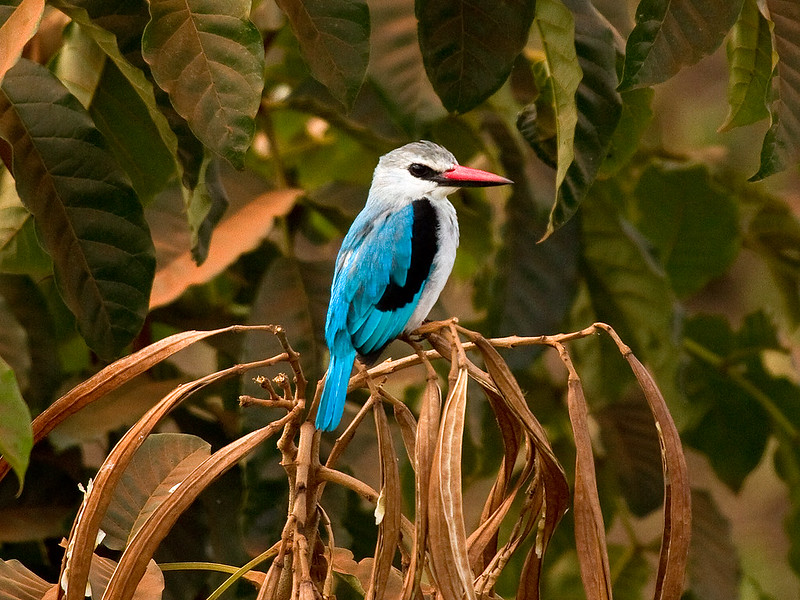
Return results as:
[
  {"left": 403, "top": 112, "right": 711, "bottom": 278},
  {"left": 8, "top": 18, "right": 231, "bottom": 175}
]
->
[{"left": 376, "top": 199, "right": 439, "bottom": 311}]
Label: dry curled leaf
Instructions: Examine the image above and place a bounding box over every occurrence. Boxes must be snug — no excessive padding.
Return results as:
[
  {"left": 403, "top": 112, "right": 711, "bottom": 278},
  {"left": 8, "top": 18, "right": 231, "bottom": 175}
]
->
[{"left": 427, "top": 367, "right": 475, "bottom": 600}]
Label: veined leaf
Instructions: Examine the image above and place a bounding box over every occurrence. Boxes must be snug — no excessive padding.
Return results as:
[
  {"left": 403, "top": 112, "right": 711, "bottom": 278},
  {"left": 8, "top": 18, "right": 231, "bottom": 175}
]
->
[
  {"left": 367, "top": 0, "right": 444, "bottom": 124},
  {"left": 744, "top": 188, "right": 800, "bottom": 327},
  {"left": 597, "top": 86, "right": 653, "bottom": 178},
  {"left": 51, "top": 21, "right": 105, "bottom": 109},
  {"left": 59, "top": 0, "right": 150, "bottom": 56},
  {"left": 276, "top": 0, "right": 370, "bottom": 109},
  {"left": 417, "top": 0, "right": 536, "bottom": 113},
  {"left": 142, "top": 0, "right": 265, "bottom": 169},
  {"left": 540, "top": 0, "right": 622, "bottom": 239},
  {"left": 750, "top": 0, "right": 800, "bottom": 181},
  {"left": 484, "top": 117, "right": 579, "bottom": 369},
  {"left": 597, "top": 399, "right": 663, "bottom": 517},
  {"left": 52, "top": 2, "right": 183, "bottom": 188},
  {"left": 0, "top": 558, "right": 54, "bottom": 600},
  {"left": 687, "top": 490, "right": 741, "bottom": 600},
  {"left": 101, "top": 433, "right": 211, "bottom": 550},
  {"left": 719, "top": 0, "right": 773, "bottom": 132},
  {"left": 533, "top": 0, "right": 582, "bottom": 192},
  {"left": 580, "top": 180, "right": 682, "bottom": 417},
  {"left": 0, "top": 0, "right": 44, "bottom": 86},
  {"left": 0, "top": 275, "right": 62, "bottom": 414},
  {"left": 89, "top": 58, "right": 178, "bottom": 203},
  {"left": 633, "top": 162, "right": 740, "bottom": 297},
  {"left": 682, "top": 313, "right": 779, "bottom": 490},
  {"left": 619, "top": 0, "right": 744, "bottom": 90},
  {"left": 0, "top": 59, "right": 155, "bottom": 359},
  {"left": 0, "top": 356, "right": 32, "bottom": 491},
  {"left": 52, "top": 22, "right": 177, "bottom": 202}
]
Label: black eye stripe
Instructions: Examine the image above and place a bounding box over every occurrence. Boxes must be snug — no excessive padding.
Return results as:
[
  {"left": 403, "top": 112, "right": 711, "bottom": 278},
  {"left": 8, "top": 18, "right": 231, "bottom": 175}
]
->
[{"left": 408, "top": 163, "right": 437, "bottom": 179}]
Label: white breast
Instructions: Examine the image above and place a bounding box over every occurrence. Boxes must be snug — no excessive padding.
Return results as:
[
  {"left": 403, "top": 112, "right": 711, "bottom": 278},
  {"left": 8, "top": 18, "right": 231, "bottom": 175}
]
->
[{"left": 405, "top": 199, "right": 459, "bottom": 332}]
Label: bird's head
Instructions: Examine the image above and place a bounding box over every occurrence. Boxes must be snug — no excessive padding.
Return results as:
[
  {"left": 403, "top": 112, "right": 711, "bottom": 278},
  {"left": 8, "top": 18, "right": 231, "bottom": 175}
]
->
[{"left": 369, "top": 140, "right": 512, "bottom": 203}]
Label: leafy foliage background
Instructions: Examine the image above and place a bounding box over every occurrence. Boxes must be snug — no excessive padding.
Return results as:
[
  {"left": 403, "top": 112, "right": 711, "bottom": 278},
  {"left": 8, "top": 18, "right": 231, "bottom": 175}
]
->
[{"left": 0, "top": 0, "right": 799, "bottom": 598}]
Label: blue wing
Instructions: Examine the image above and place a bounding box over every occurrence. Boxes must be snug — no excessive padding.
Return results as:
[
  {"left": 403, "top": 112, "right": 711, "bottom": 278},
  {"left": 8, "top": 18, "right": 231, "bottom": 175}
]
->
[
  {"left": 327, "top": 202, "right": 422, "bottom": 357},
  {"left": 317, "top": 203, "right": 423, "bottom": 431}
]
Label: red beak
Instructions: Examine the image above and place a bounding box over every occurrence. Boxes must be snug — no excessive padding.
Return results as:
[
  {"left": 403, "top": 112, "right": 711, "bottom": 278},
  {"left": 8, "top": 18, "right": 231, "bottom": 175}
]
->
[{"left": 439, "top": 164, "right": 513, "bottom": 187}]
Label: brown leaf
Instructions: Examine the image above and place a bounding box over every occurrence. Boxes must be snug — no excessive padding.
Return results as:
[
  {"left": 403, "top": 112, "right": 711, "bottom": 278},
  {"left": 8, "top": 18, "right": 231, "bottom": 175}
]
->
[
  {"left": 392, "top": 400, "right": 418, "bottom": 465},
  {"left": 0, "top": 558, "right": 53, "bottom": 600},
  {"left": 100, "top": 433, "right": 211, "bottom": 550},
  {"left": 564, "top": 364, "right": 613, "bottom": 600},
  {"left": 62, "top": 355, "right": 291, "bottom": 600},
  {"left": 0, "top": 0, "right": 45, "bottom": 85},
  {"left": 102, "top": 408, "right": 300, "bottom": 600},
  {"left": 367, "top": 402, "right": 402, "bottom": 600},
  {"left": 87, "top": 554, "right": 164, "bottom": 600},
  {"left": 427, "top": 367, "right": 476, "bottom": 600},
  {"left": 471, "top": 335, "right": 569, "bottom": 599},
  {"left": 401, "top": 376, "right": 441, "bottom": 600},
  {"left": 625, "top": 353, "right": 691, "bottom": 600},
  {"left": 467, "top": 383, "right": 525, "bottom": 573},
  {"left": 333, "top": 549, "right": 404, "bottom": 599},
  {"left": 0, "top": 325, "right": 279, "bottom": 483},
  {"left": 149, "top": 188, "right": 301, "bottom": 309}
]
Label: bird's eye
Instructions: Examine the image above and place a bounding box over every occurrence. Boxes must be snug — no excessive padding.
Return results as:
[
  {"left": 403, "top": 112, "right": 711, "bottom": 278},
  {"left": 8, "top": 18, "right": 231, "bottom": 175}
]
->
[{"left": 408, "top": 163, "right": 436, "bottom": 179}]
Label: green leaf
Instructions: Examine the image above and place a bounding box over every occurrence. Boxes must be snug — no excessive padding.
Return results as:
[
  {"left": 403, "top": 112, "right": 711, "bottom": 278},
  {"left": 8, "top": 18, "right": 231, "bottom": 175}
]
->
[
  {"left": 597, "top": 399, "right": 663, "bottom": 517},
  {"left": 189, "top": 157, "right": 228, "bottom": 264},
  {"left": 597, "top": 86, "right": 653, "bottom": 178},
  {"left": 60, "top": 0, "right": 150, "bottom": 56},
  {"left": 536, "top": 0, "right": 622, "bottom": 239},
  {"left": 607, "top": 544, "right": 650, "bottom": 600},
  {"left": 51, "top": 20, "right": 180, "bottom": 203},
  {"left": 719, "top": 0, "right": 773, "bottom": 132},
  {"left": 0, "top": 355, "right": 32, "bottom": 491},
  {"left": 682, "top": 313, "right": 782, "bottom": 490},
  {"left": 687, "top": 490, "right": 741, "bottom": 600},
  {"left": 483, "top": 122, "right": 580, "bottom": 369},
  {"left": 632, "top": 162, "right": 741, "bottom": 297},
  {"left": 744, "top": 189, "right": 800, "bottom": 327},
  {"left": 142, "top": 0, "right": 265, "bottom": 169},
  {"left": 0, "top": 58, "right": 155, "bottom": 359},
  {"left": 749, "top": 0, "right": 800, "bottom": 181},
  {"left": 0, "top": 171, "right": 52, "bottom": 277},
  {"left": 619, "top": 0, "right": 744, "bottom": 90},
  {"left": 101, "top": 433, "right": 211, "bottom": 550},
  {"left": 533, "top": 0, "right": 582, "bottom": 192},
  {"left": 51, "top": 21, "right": 105, "bottom": 109},
  {"left": 580, "top": 180, "right": 683, "bottom": 418},
  {"left": 416, "top": 0, "right": 536, "bottom": 113},
  {"left": 367, "top": 0, "right": 445, "bottom": 124},
  {"left": 0, "top": 275, "right": 62, "bottom": 414},
  {"left": 87, "top": 58, "right": 179, "bottom": 203},
  {"left": 276, "top": 0, "right": 370, "bottom": 109},
  {"left": 52, "top": 1, "right": 183, "bottom": 188}
]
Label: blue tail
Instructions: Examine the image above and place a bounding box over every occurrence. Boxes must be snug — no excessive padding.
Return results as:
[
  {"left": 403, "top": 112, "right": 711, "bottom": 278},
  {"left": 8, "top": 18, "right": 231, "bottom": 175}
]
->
[{"left": 316, "top": 350, "right": 356, "bottom": 431}]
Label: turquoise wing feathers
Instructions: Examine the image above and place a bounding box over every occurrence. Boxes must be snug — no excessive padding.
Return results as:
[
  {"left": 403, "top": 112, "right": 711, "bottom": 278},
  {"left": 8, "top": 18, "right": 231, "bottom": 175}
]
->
[{"left": 317, "top": 203, "right": 420, "bottom": 430}]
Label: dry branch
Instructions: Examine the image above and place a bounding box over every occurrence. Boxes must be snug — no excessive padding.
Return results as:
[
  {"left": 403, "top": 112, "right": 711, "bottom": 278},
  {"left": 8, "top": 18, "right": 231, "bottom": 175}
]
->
[{"left": 22, "top": 321, "right": 689, "bottom": 600}]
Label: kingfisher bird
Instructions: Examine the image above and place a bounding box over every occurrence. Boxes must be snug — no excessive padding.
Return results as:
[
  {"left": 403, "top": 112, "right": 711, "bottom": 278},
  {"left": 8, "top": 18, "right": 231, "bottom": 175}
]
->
[{"left": 316, "top": 141, "right": 512, "bottom": 431}]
